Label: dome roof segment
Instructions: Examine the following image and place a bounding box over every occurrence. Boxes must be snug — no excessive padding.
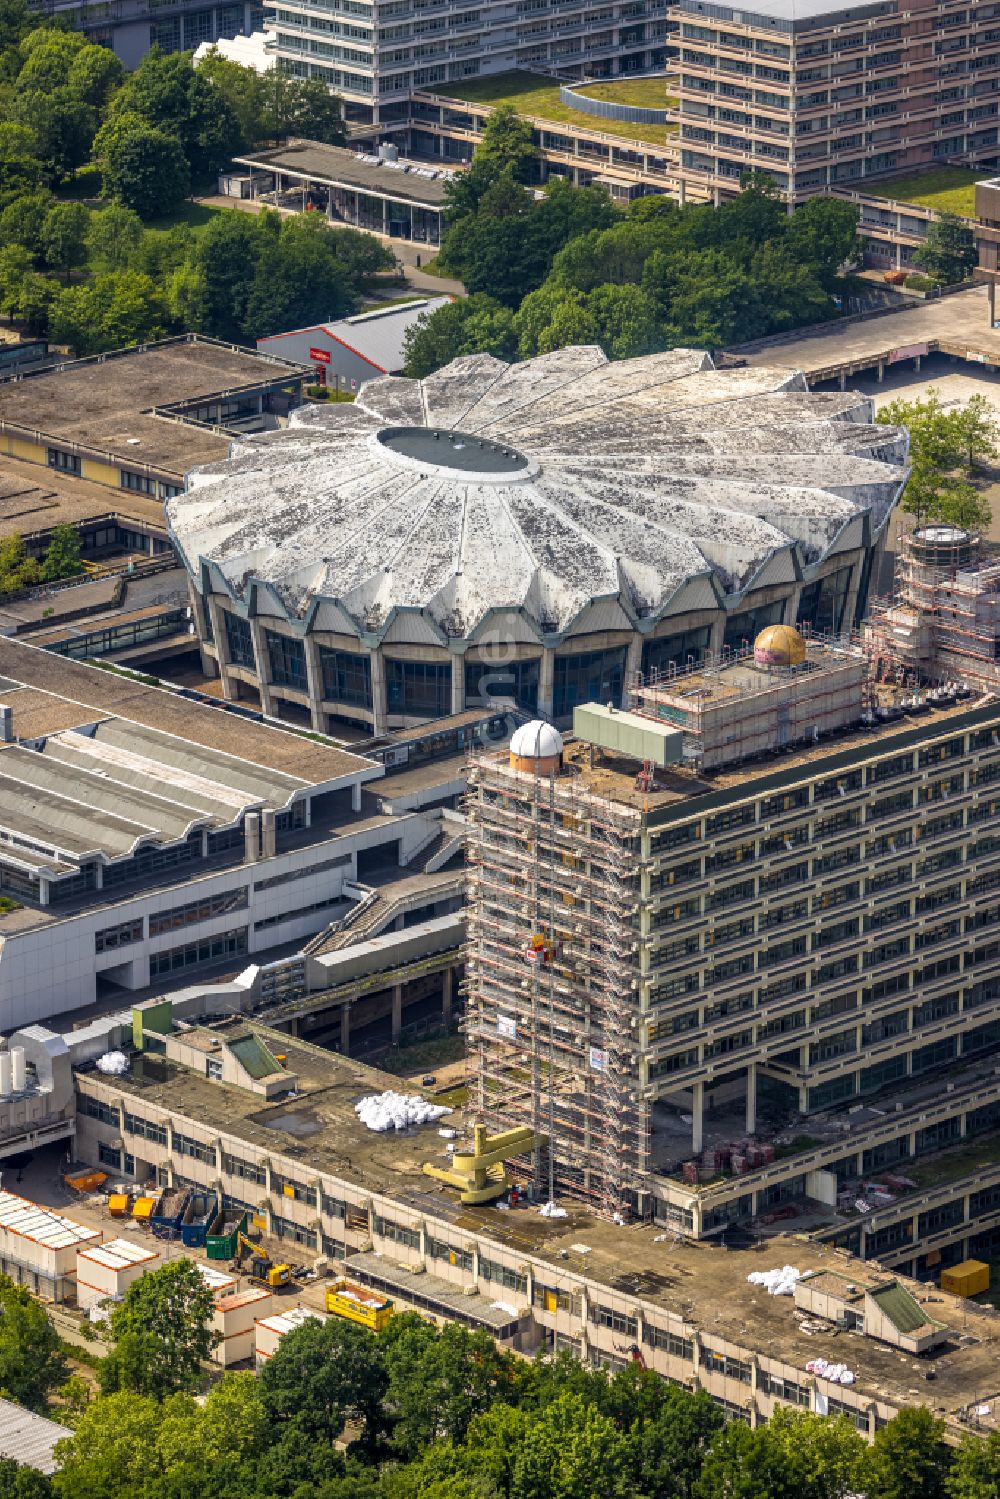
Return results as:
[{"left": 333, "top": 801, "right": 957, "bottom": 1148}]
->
[
  {"left": 510, "top": 721, "right": 564, "bottom": 759},
  {"left": 168, "top": 346, "right": 910, "bottom": 642}
]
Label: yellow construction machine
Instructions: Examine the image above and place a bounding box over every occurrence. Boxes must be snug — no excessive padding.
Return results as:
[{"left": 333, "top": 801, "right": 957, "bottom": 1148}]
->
[{"left": 232, "top": 1231, "right": 292, "bottom": 1288}]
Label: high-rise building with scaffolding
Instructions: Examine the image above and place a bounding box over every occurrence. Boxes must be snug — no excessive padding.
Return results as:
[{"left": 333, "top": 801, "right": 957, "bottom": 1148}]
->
[{"left": 466, "top": 628, "right": 1000, "bottom": 1282}]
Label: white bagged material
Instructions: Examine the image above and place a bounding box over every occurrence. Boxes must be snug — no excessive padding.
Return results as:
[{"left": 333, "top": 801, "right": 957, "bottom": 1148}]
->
[
  {"left": 747, "top": 1264, "right": 802, "bottom": 1296},
  {"left": 95, "top": 1051, "right": 129, "bottom": 1076},
  {"left": 539, "top": 1201, "right": 568, "bottom": 1218},
  {"left": 353, "top": 1091, "right": 451, "bottom": 1132}
]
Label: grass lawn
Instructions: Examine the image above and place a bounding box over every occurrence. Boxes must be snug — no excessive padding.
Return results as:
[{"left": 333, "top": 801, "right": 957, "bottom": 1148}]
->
[
  {"left": 576, "top": 76, "right": 669, "bottom": 110},
  {"left": 864, "top": 167, "right": 982, "bottom": 216},
  {"left": 439, "top": 70, "right": 676, "bottom": 147}
]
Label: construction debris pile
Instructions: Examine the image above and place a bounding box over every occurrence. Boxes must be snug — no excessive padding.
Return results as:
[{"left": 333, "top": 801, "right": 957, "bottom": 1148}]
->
[{"left": 354, "top": 1092, "right": 451, "bottom": 1132}]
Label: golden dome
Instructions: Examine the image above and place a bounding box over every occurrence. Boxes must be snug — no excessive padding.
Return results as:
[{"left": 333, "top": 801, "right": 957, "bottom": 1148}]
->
[{"left": 754, "top": 623, "right": 807, "bottom": 668}]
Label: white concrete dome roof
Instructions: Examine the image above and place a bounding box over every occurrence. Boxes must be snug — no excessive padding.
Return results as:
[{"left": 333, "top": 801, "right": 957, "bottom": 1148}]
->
[
  {"left": 167, "top": 346, "right": 910, "bottom": 643},
  {"left": 510, "top": 721, "right": 564, "bottom": 759}
]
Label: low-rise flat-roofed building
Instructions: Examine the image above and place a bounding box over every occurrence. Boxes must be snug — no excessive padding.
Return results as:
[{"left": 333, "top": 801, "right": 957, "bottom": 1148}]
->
[
  {"left": 0, "top": 335, "right": 307, "bottom": 496},
  {"left": 256, "top": 298, "right": 454, "bottom": 386},
  {"left": 0, "top": 638, "right": 469, "bottom": 1029},
  {"left": 59, "top": 1006, "right": 1000, "bottom": 1437}
]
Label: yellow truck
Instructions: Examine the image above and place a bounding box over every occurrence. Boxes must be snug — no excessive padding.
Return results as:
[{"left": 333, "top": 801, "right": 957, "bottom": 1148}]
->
[{"left": 325, "top": 1278, "right": 393, "bottom": 1332}]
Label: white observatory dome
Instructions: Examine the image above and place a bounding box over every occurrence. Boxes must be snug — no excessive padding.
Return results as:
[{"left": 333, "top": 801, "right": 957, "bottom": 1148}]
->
[{"left": 510, "top": 721, "right": 564, "bottom": 760}]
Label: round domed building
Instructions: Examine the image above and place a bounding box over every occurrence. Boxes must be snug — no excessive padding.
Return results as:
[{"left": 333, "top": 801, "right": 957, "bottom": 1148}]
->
[{"left": 167, "top": 346, "right": 910, "bottom": 736}]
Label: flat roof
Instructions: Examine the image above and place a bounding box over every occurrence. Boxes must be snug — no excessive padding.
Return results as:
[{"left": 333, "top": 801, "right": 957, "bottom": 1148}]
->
[
  {"left": 236, "top": 141, "right": 452, "bottom": 207},
  {"left": 676, "top": 0, "right": 892, "bottom": 27},
  {"left": 0, "top": 1399, "right": 72, "bottom": 1475},
  {"left": 0, "top": 1190, "right": 100, "bottom": 1250},
  {"left": 0, "top": 638, "right": 374, "bottom": 786},
  {"left": 78, "top": 1022, "right": 1000, "bottom": 1430},
  {"left": 0, "top": 456, "right": 165, "bottom": 540},
  {"left": 79, "top": 1237, "right": 159, "bottom": 1269},
  {"left": 0, "top": 337, "right": 305, "bottom": 479}
]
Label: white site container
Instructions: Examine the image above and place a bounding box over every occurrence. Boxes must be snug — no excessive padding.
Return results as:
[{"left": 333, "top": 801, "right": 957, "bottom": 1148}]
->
[
  {"left": 0, "top": 1190, "right": 101, "bottom": 1297},
  {"left": 75, "top": 1237, "right": 159, "bottom": 1310},
  {"left": 212, "top": 1286, "right": 273, "bottom": 1366},
  {"left": 195, "top": 1262, "right": 239, "bottom": 1297},
  {"left": 254, "top": 1306, "right": 326, "bottom": 1366}
]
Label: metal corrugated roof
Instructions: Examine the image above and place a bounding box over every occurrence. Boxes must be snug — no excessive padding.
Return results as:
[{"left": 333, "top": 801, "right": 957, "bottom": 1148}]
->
[
  {"left": 0, "top": 1191, "right": 100, "bottom": 1250},
  {"left": 0, "top": 1398, "right": 72, "bottom": 1474},
  {"left": 78, "top": 1237, "right": 158, "bottom": 1270}
]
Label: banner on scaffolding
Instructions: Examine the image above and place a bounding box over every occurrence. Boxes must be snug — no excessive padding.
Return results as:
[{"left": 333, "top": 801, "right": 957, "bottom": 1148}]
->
[
  {"left": 497, "top": 1015, "right": 517, "bottom": 1040},
  {"left": 590, "top": 1047, "right": 608, "bottom": 1072}
]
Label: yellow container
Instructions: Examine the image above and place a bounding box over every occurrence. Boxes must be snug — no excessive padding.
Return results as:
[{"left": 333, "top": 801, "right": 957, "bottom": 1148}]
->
[
  {"left": 108, "top": 1193, "right": 130, "bottom": 1217},
  {"left": 131, "top": 1197, "right": 155, "bottom": 1221},
  {"left": 325, "top": 1280, "right": 393, "bottom": 1332},
  {"left": 941, "top": 1259, "right": 990, "bottom": 1297}
]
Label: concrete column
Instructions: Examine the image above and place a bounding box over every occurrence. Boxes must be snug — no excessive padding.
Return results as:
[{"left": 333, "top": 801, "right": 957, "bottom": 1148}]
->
[
  {"left": 442, "top": 966, "right": 453, "bottom": 1026},
  {"left": 370, "top": 649, "right": 387, "bottom": 734},
  {"left": 451, "top": 655, "right": 464, "bottom": 715},
  {"left": 677, "top": 178, "right": 686, "bottom": 208},
  {"left": 990, "top": 278, "right": 997, "bottom": 327},
  {"left": 691, "top": 1081, "right": 704, "bottom": 1156},
  {"left": 38, "top": 878, "right": 49, "bottom": 907},
  {"left": 248, "top": 618, "right": 276, "bottom": 716},
  {"left": 340, "top": 1004, "right": 351, "bottom": 1054},
  {"left": 303, "top": 635, "right": 325, "bottom": 732},
  {"left": 207, "top": 595, "right": 239, "bottom": 702},
  {"left": 625, "top": 634, "right": 643, "bottom": 695},
  {"left": 839, "top": 370, "right": 847, "bottom": 391},
  {"left": 94, "top": 863, "right": 103, "bottom": 891},
  {"left": 538, "top": 648, "right": 555, "bottom": 719},
  {"left": 352, "top": 782, "right": 362, "bottom": 813},
  {"left": 914, "top": 355, "right": 922, "bottom": 372},
  {"left": 391, "top": 983, "right": 403, "bottom": 1044},
  {"left": 746, "top": 1063, "right": 756, "bottom": 1135},
  {"left": 876, "top": 361, "right": 885, "bottom": 384}
]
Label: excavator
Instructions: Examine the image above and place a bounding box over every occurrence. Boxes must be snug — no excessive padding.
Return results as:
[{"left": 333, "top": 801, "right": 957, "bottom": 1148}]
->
[{"left": 232, "top": 1231, "right": 292, "bottom": 1288}]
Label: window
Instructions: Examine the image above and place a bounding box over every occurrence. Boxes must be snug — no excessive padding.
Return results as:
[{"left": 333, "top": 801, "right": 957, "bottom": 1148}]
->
[
  {"left": 48, "top": 448, "right": 80, "bottom": 475},
  {"left": 263, "top": 631, "right": 308, "bottom": 696},
  {"left": 372, "top": 1214, "right": 420, "bottom": 1251},
  {"left": 590, "top": 1303, "right": 637, "bottom": 1336},
  {"left": 99, "top": 1142, "right": 122, "bottom": 1170},
  {"left": 320, "top": 646, "right": 373, "bottom": 708},
  {"left": 80, "top": 1095, "right": 118, "bottom": 1127},
  {"left": 120, "top": 470, "right": 156, "bottom": 495},
  {"left": 149, "top": 926, "right": 248, "bottom": 978},
  {"left": 426, "top": 1237, "right": 474, "bottom": 1271},
  {"left": 273, "top": 1173, "right": 317, "bottom": 1207},
  {"left": 641, "top": 626, "right": 712, "bottom": 680},
  {"left": 174, "top": 1133, "right": 216, "bottom": 1165},
  {"left": 149, "top": 887, "right": 248, "bottom": 937},
  {"left": 723, "top": 600, "right": 785, "bottom": 652},
  {"left": 797, "top": 564, "right": 854, "bottom": 635},
  {"left": 222, "top": 1153, "right": 266, "bottom": 1187},
  {"left": 272, "top": 1215, "right": 318, "bottom": 1249},
  {"left": 385, "top": 658, "right": 451, "bottom": 718},
  {"left": 223, "top": 611, "right": 256, "bottom": 670},
  {"left": 465, "top": 656, "right": 539, "bottom": 712},
  {"left": 552, "top": 648, "right": 627, "bottom": 718},
  {"left": 95, "top": 918, "right": 144, "bottom": 954},
  {"left": 253, "top": 854, "right": 350, "bottom": 891},
  {"left": 479, "top": 1257, "right": 527, "bottom": 1294},
  {"left": 123, "top": 1111, "right": 166, "bottom": 1145}
]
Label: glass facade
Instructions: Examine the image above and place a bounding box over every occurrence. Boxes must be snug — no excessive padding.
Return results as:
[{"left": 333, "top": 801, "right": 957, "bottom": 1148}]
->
[
  {"left": 265, "top": 630, "right": 307, "bottom": 691},
  {"left": 797, "top": 564, "right": 854, "bottom": 636},
  {"left": 465, "top": 656, "right": 540, "bottom": 712},
  {"left": 224, "top": 611, "right": 255, "bottom": 670},
  {"left": 319, "top": 646, "right": 373, "bottom": 708},
  {"left": 553, "top": 647, "right": 626, "bottom": 719},
  {"left": 723, "top": 600, "right": 785, "bottom": 652},
  {"left": 641, "top": 625, "right": 712, "bottom": 679},
  {"left": 386, "top": 658, "right": 451, "bottom": 717}
]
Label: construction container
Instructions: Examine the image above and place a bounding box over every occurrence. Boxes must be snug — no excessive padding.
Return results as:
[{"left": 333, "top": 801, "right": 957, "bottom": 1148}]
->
[
  {"left": 181, "top": 1190, "right": 218, "bottom": 1250},
  {"left": 131, "top": 1197, "right": 155, "bottom": 1222},
  {"left": 325, "top": 1279, "right": 393, "bottom": 1332},
  {"left": 75, "top": 1237, "right": 159, "bottom": 1310},
  {"left": 254, "top": 1306, "right": 326, "bottom": 1365},
  {"left": 64, "top": 1170, "right": 107, "bottom": 1195},
  {"left": 206, "top": 1208, "right": 247, "bottom": 1261},
  {"left": 196, "top": 1262, "right": 238, "bottom": 1298},
  {"left": 150, "top": 1188, "right": 191, "bottom": 1241},
  {"left": 107, "top": 1193, "right": 130, "bottom": 1218},
  {"left": 940, "top": 1260, "right": 990, "bottom": 1297},
  {"left": 0, "top": 1190, "right": 101, "bottom": 1302},
  {"left": 212, "top": 1286, "right": 273, "bottom": 1366}
]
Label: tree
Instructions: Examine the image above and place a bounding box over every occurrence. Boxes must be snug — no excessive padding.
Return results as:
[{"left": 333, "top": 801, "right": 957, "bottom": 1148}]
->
[
  {"left": 509, "top": 1392, "right": 637, "bottom": 1499},
  {"left": 15, "top": 270, "right": 56, "bottom": 337},
  {"left": 0, "top": 190, "right": 54, "bottom": 261},
  {"left": 443, "top": 103, "right": 534, "bottom": 222},
  {"left": 380, "top": 1314, "right": 515, "bottom": 1460},
  {"left": 66, "top": 42, "right": 124, "bottom": 110},
  {"left": 195, "top": 209, "right": 272, "bottom": 340},
  {"left": 40, "top": 523, "right": 83, "bottom": 581},
  {"left": 94, "top": 113, "right": 190, "bottom": 218},
  {"left": 0, "top": 1456, "right": 53, "bottom": 1499},
  {"left": 41, "top": 201, "right": 89, "bottom": 283},
  {"left": 913, "top": 211, "right": 977, "bottom": 286},
  {"left": 259, "top": 1315, "right": 388, "bottom": 1452},
  {"left": 0, "top": 242, "right": 31, "bottom": 317},
  {"left": 0, "top": 123, "right": 43, "bottom": 208},
  {"left": 109, "top": 48, "right": 241, "bottom": 178},
  {"left": 947, "top": 1429, "right": 1000, "bottom": 1499},
  {"left": 784, "top": 195, "right": 861, "bottom": 290},
  {"left": 864, "top": 1407, "right": 950, "bottom": 1499},
  {"left": 195, "top": 50, "right": 265, "bottom": 149},
  {"left": 403, "top": 292, "right": 515, "bottom": 376},
  {"left": 13, "top": 91, "right": 96, "bottom": 184},
  {"left": 242, "top": 217, "right": 358, "bottom": 338},
  {"left": 877, "top": 390, "right": 993, "bottom": 531},
  {"left": 53, "top": 1390, "right": 162, "bottom": 1499},
  {"left": 99, "top": 1260, "right": 217, "bottom": 1399},
  {"left": 0, "top": 1275, "right": 67, "bottom": 1410},
  {"left": 952, "top": 391, "right": 1000, "bottom": 470},
  {"left": 0, "top": 535, "right": 40, "bottom": 597},
  {"left": 85, "top": 203, "right": 144, "bottom": 273},
  {"left": 49, "top": 271, "right": 165, "bottom": 356}
]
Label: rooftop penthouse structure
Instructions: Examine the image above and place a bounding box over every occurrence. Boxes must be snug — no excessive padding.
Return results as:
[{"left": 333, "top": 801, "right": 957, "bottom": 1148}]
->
[{"left": 465, "top": 627, "right": 1000, "bottom": 1279}]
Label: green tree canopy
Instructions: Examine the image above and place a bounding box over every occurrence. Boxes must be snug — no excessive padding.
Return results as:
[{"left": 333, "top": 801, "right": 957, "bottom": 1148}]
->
[
  {"left": 913, "top": 211, "right": 977, "bottom": 286},
  {"left": 380, "top": 1314, "right": 515, "bottom": 1460},
  {"left": 41, "top": 200, "right": 89, "bottom": 282},
  {"left": 94, "top": 112, "right": 190, "bottom": 217},
  {"left": 99, "top": 1259, "right": 217, "bottom": 1400},
  {"left": 864, "top": 1406, "right": 949, "bottom": 1499},
  {"left": 109, "top": 48, "right": 241, "bottom": 179},
  {"left": 259, "top": 1315, "right": 388, "bottom": 1452},
  {"left": 403, "top": 292, "right": 516, "bottom": 376},
  {"left": 0, "top": 1274, "right": 67, "bottom": 1410},
  {"left": 40, "top": 522, "right": 83, "bottom": 581},
  {"left": 877, "top": 390, "right": 994, "bottom": 531},
  {"left": 85, "top": 202, "right": 144, "bottom": 273}
]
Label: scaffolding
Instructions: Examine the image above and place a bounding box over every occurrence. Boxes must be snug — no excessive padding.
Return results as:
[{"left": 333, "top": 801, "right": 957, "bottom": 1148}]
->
[
  {"left": 464, "top": 752, "right": 649, "bottom": 1219},
  {"left": 866, "top": 527, "right": 1000, "bottom": 692}
]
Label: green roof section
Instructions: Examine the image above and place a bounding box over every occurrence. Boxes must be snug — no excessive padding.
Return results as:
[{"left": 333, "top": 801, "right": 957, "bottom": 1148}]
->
[
  {"left": 870, "top": 1282, "right": 927, "bottom": 1335},
  {"left": 227, "top": 1033, "right": 281, "bottom": 1080}
]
